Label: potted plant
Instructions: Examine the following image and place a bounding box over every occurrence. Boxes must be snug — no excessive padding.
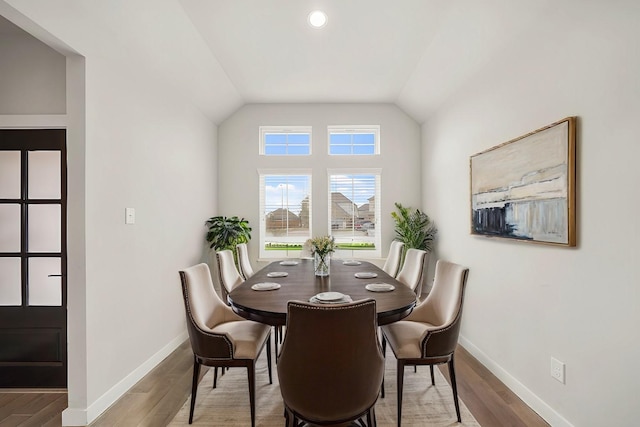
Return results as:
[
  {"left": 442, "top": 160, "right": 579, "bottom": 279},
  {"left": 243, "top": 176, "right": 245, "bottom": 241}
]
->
[
  {"left": 391, "top": 202, "right": 437, "bottom": 253},
  {"left": 205, "top": 215, "right": 252, "bottom": 268},
  {"left": 391, "top": 202, "right": 437, "bottom": 293}
]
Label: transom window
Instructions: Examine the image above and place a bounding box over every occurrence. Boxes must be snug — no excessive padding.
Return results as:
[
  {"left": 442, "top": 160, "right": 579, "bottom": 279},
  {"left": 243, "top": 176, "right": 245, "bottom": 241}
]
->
[
  {"left": 259, "top": 171, "right": 312, "bottom": 258},
  {"left": 328, "top": 170, "right": 381, "bottom": 258},
  {"left": 260, "top": 126, "right": 312, "bottom": 155},
  {"left": 328, "top": 126, "right": 379, "bottom": 155}
]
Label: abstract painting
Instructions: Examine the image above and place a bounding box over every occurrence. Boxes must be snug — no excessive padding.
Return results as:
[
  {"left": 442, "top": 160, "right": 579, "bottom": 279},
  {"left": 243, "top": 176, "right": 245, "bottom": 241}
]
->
[{"left": 470, "top": 117, "right": 576, "bottom": 246}]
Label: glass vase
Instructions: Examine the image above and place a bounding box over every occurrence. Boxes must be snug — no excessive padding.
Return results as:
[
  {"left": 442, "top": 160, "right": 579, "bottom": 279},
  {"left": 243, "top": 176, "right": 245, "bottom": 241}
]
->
[{"left": 314, "top": 252, "right": 330, "bottom": 277}]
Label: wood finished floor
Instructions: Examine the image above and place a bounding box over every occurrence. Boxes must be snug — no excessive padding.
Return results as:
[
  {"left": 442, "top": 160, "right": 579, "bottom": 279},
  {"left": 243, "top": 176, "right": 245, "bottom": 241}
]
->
[{"left": 0, "top": 340, "right": 549, "bottom": 427}]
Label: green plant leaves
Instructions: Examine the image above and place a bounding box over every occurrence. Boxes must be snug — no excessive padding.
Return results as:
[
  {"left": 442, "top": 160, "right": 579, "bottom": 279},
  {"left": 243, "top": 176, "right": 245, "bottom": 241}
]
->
[
  {"left": 205, "top": 216, "right": 252, "bottom": 251},
  {"left": 391, "top": 202, "right": 437, "bottom": 252}
]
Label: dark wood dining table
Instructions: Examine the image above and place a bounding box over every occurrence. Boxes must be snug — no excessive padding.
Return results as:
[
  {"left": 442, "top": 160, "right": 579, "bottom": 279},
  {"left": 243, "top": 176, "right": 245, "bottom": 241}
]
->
[{"left": 228, "top": 258, "right": 417, "bottom": 326}]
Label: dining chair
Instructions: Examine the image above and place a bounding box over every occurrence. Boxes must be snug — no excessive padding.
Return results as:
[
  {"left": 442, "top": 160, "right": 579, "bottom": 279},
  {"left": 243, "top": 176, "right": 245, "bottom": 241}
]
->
[
  {"left": 277, "top": 299, "right": 384, "bottom": 427},
  {"left": 380, "top": 260, "right": 469, "bottom": 426},
  {"left": 395, "top": 248, "right": 427, "bottom": 295},
  {"left": 382, "top": 240, "right": 405, "bottom": 278},
  {"left": 216, "top": 249, "right": 244, "bottom": 303},
  {"left": 179, "top": 263, "right": 272, "bottom": 427},
  {"left": 235, "top": 242, "right": 285, "bottom": 356},
  {"left": 236, "top": 242, "right": 254, "bottom": 279}
]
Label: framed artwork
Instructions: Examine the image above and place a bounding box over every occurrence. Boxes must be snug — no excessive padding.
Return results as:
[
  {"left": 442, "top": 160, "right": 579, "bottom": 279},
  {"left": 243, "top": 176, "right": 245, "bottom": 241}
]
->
[{"left": 470, "top": 117, "right": 577, "bottom": 246}]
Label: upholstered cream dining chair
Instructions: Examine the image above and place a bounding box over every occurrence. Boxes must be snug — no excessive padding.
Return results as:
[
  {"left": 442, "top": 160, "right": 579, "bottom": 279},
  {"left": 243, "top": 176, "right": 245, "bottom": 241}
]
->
[
  {"left": 380, "top": 259, "right": 469, "bottom": 426},
  {"left": 179, "top": 263, "right": 272, "bottom": 427},
  {"left": 236, "top": 243, "right": 284, "bottom": 356},
  {"left": 236, "top": 242, "right": 254, "bottom": 279},
  {"left": 382, "top": 240, "right": 405, "bottom": 278},
  {"left": 216, "top": 249, "right": 244, "bottom": 303},
  {"left": 395, "top": 248, "right": 427, "bottom": 295},
  {"left": 277, "top": 299, "right": 384, "bottom": 426}
]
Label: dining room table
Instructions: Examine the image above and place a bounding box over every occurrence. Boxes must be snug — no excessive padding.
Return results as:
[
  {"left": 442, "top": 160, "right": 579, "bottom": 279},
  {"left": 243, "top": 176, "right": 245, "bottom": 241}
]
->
[{"left": 228, "top": 258, "right": 417, "bottom": 327}]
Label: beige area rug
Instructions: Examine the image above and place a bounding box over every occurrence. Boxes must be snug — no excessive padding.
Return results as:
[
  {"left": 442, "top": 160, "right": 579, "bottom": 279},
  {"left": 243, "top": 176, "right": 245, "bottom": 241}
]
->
[{"left": 169, "top": 349, "right": 481, "bottom": 427}]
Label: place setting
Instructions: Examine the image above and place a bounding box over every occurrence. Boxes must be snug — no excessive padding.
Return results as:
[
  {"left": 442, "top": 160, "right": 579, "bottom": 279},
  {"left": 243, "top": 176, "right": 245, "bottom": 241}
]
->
[
  {"left": 251, "top": 282, "right": 281, "bottom": 291},
  {"left": 309, "top": 291, "right": 353, "bottom": 304},
  {"left": 354, "top": 271, "right": 377, "bottom": 279},
  {"left": 266, "top": 271, "right": 288, "bottom": 278},
  {"left": 279, "top": 260, "right": 299, "bottom": 266},
  {"left": 342, "top": 260, "right": 362, "bottom": 266},
  {"left": 364, "top": 283, "right": 395, "bottom": 292}
]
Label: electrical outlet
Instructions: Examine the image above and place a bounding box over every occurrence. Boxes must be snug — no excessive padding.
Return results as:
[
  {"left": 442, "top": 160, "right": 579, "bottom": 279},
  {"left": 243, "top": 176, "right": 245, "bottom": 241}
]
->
[
  {"left": 125, "top": 207, "right": 136, "bottom": 225},
  {"left": 550, "top": 357, "right": 565, "bottom": 384}
]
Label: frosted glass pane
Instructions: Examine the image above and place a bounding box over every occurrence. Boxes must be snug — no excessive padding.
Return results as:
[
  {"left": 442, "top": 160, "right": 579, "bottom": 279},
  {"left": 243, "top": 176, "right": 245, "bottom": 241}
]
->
[
  {"left": 0, "top": 257, "right": 21, "bottom": 306},
  {"left": 0, "top": 204, "right": 21, "bottom": 252},
  {"left": 29, "top": 257, "right": 61, "bottom": 306},
  {"left": 28, "top": 204, "right": 61, "bottom": 253},
  {"left": 0, "top": 151, "right": 21, "bottom": 199},
  {"left": 28, "top": 151, "right": 61, "bottom": 199}
]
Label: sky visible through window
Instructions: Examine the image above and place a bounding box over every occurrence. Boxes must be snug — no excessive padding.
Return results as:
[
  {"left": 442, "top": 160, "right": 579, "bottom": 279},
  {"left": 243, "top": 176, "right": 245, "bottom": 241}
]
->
[
  {"left": 329, "top": 132, "right": 376, "bottom": 155},
  {"left": 264, "top": 133, "right": 310, "bottom": 155}
]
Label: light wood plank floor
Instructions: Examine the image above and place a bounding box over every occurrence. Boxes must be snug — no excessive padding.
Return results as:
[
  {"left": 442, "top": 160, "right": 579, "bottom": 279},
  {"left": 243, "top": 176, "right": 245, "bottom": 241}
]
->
[{"left": 0, "top": 340, "right": 549, "bottom": 426}]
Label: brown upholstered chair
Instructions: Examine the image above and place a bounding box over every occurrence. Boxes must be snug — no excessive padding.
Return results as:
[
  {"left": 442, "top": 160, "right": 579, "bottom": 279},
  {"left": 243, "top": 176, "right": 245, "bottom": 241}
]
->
[
  {"left": 179, "top": 263, "right": 272, "bottom": 427},
  {"left": 380, "top": 260, "right": 469, "bottom": 426},
  {"left": 236, "top": 242, "right": 254, "bottom": 279},
  {"left": 277, "top": 299, "right": 384, "bottom": 426},
  {"left": 395, "top": 248, "right": 427, "bottom": 295},
  {"left": 216, "top": 249, "right": 244, "bottom": 303},
  {"left": 382, "top": 240, "right": 405, "bottom": 278}
]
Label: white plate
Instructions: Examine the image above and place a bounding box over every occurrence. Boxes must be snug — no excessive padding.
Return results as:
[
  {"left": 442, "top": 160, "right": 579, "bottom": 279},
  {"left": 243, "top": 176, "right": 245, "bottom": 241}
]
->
[
  {"left": 251, "top": 282, "right": 281, "bottom": 291},
  {"left": 315, "top": 291, "right": 345, "bottom": 301},
  {"left": 342, "top": 260, "right": 362, "bottom": 266},
  {"left": 355, "top": 272, "right": 378, "bottom": 279},
  {"left": 267, "top": 271, "right": 289, "bottom": 278},
  {"left": 279, "top": 260, "right": 299, "bottom": 266},
  {"left": 365, "top": 283, "right": 395, "bottom": 292}
]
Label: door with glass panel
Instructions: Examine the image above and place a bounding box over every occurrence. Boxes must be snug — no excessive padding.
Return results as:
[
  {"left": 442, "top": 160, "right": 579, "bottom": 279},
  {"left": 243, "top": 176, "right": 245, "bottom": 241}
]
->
[{"left": 0, "top": 129, "right": 67, "bottom": 387}]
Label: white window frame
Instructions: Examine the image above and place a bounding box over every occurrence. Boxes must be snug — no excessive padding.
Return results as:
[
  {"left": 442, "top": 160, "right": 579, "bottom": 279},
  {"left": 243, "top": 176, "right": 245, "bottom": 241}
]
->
[
  {"left": 327, "top": 125, "right": 380, "bottom": 155},
  {"left": 258, "top": 169, "right": 312, "bottom": 259},
  {"left": 259, "top": 126, "right": 312, "bottom": 156},
  {"left": 327, "top": 168, "right": 381, "bottom": 259}
]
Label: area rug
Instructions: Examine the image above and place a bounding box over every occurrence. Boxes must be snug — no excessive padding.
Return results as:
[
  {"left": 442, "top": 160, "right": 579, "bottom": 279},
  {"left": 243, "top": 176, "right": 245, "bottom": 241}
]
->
[{"left": 169, "top": 350, "right": 481, "bottom": 426}]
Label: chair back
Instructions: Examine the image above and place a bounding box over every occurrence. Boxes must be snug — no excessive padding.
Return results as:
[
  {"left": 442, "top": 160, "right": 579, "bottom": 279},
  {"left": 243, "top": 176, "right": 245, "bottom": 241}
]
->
[
  {"left": 277, "top": 299, "right": 384, "bottom": 424},
  {"left": 409, "top": 260, "right": 469, "bottom": 358},
  {"left": 179, "top": 263, "right": 237, "bottom": 359},
  {"left": 382, "top": 240, "right": 405, "bottom": 277},
  {"left": 216, "top": 249, "right": 244, "bottom": 302},
  {"left": 395, "top": 248, "right": 427, "bottom": 292},
  {"left": 236, "top": 243, "right": 254, "bottom": 279}
]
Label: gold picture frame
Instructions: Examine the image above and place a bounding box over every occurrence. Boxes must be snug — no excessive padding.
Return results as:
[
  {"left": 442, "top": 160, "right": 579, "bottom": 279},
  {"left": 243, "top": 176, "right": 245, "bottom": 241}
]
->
[{"left": 470, "top": 117, "right": 577, "bottom": 246}]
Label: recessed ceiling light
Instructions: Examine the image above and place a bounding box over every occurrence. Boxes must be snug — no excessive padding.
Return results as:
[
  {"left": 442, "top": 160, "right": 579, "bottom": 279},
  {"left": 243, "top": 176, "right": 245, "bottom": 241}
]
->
[{"left": 308, "top": 10, "right": 328, "bottom": 29}]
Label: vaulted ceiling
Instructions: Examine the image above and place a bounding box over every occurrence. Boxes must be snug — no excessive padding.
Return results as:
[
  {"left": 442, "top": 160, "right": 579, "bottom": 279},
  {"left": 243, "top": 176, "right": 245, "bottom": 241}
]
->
[{"left": 2, "top": 0, "right": 557, "bottom": 124}]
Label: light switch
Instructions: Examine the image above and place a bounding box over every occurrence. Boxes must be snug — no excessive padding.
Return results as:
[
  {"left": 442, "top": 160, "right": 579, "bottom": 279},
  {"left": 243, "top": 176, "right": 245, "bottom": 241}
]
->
[{"left": 125, "top": 207, "right": 135, "bottom": 224}]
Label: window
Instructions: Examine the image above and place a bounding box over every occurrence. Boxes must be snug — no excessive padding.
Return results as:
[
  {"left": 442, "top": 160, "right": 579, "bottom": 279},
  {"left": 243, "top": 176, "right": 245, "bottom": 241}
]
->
[
  {"left": 260, "top": 126, "right": 311, "bottom": 155},
  {"left": 328, "top": 126, "right": 379, "bottom": 155},
  {"left": 259, "top": 171, "right": 312, "bottom": 258},
  {"left": 328, "top": 170, "right": 381, "bottom": 258}
]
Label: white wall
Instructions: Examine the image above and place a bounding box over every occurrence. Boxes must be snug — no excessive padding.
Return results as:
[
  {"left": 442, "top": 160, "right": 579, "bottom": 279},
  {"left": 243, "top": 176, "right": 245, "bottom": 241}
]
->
[
  {"left": 218, "top": 103, "right": 422, "bottom": 270},
  {"left": 0, "top": 29, "right": 65, "bottom": 114},
  {"left": 422, "top": 2, "right": 640, "bottom": 426},
  {"left": 1, "top": 1, "right": 226, "bottom": 424}
]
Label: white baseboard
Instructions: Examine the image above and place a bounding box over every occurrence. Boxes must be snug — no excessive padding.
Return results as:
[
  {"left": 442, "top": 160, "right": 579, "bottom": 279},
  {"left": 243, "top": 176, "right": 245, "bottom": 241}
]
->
[
  {"left": 459, "top": 335, "right": 574, "bottom": 427},
  {"left": 62, "top": 331, "right": 188, "bottom": 426}
]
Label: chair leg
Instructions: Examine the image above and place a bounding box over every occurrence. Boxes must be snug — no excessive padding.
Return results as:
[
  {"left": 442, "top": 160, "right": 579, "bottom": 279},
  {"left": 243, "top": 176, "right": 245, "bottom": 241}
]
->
[
  {"left": 213, "top": 367, "right": 218, "bottom": 389},
  {"left": 189, "top": 357, "right": 201, "bottom": 424},
  {"left": 247, "top": 361, "right": 257, "bottom": 427},
  {"left": 274, "top": 326, "right": 279, "bottom": 360},
  {"left": 448, "top": 356, "right": 462, "bottom": 422},
  {"left": 266, "top": 334, "right": 273, "bottom": 384},
  {"left": 397, "top": 360, "right": 405, "bottom": 427},
  {"left": 381, "top": 335, "right": 386, "bottom": 398},
  {"left": 430, "top": 365, "right": 435, "bottom": 385}
]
